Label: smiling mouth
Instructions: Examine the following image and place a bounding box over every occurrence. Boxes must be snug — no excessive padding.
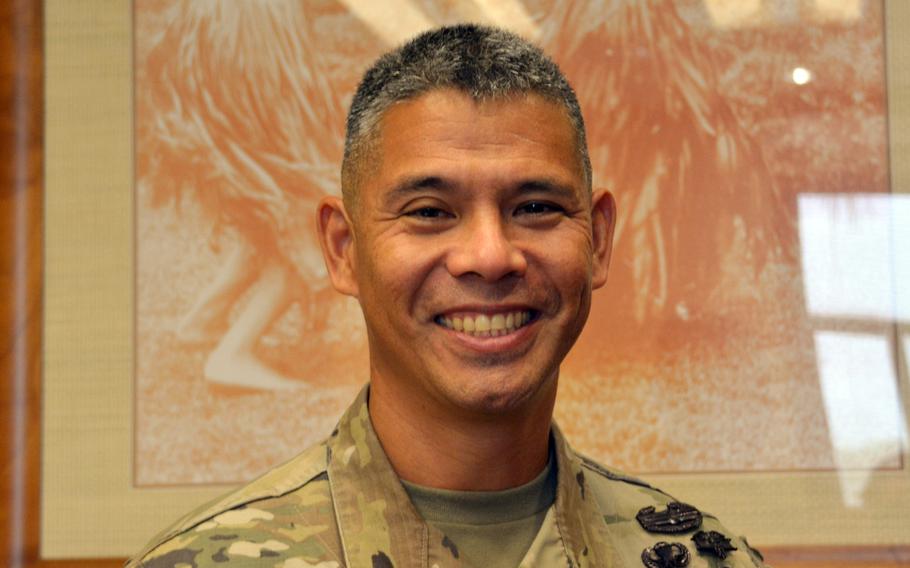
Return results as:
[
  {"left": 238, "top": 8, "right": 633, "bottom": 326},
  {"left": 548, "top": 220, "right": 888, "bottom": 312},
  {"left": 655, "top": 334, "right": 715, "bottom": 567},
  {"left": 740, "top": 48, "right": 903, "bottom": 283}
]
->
[{"left": 434, "top": 310, "right": 537, "bottom": 337}]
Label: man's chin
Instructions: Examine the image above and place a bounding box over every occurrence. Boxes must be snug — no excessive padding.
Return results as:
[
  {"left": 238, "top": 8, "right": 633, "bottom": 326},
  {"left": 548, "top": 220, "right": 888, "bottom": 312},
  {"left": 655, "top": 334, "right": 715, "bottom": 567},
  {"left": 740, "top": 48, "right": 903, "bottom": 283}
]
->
[{"left": 434, "top": 370, "right": 558, "bottom": 418}]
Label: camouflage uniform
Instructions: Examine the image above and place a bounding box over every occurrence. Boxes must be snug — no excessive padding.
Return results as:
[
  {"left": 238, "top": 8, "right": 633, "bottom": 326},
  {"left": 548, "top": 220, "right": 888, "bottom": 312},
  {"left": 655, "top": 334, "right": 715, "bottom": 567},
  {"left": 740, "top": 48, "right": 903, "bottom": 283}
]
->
[{"left": 130, "top": 387, "right": 767, "bottom": 567}]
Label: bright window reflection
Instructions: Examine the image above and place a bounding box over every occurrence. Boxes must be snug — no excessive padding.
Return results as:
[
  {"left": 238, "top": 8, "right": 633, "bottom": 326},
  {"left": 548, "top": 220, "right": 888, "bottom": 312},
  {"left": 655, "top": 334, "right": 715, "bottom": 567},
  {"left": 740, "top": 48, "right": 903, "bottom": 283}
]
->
[
  {"left": 905, "top": 333, "right": 910, "bottom": 383},
  {"left": 703, "top": 0, "right": 761, "bottom": 27},
  {"left": 473, "top": 0, "right": 538, "bottom": 39},
  {"left": 815, "top": 0, "right": 862, "bottom": 21},
  {"left": 338, "top": 0, "right": 538, "bottom": 45},
  {"left": 337, "top": 0, "right": 434, "bottom": 45},
  {"left": 704, "top": 0, "right": 861, "bottom": 27},
  {"left": 798, "top": 194, "right": 909, "bottom": 322},
  {"left": 814, "top": 331, "right": 907, "bottom": 506}
]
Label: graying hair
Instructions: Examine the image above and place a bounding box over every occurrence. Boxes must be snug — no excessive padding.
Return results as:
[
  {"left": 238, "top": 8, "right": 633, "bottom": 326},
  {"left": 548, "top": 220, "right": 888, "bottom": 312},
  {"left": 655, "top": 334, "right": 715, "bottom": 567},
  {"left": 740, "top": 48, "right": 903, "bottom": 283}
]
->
[{"left": 341, "top": 23, "right": 592, "bottom": 210}]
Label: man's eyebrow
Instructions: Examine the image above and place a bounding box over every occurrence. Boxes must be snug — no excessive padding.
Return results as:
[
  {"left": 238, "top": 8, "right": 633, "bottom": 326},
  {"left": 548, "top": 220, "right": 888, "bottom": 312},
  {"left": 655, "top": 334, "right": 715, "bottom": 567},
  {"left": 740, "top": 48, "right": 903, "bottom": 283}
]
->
[
  {"left": 515, "top": 178, "right": 579, "bottom": 199},
  {"left": 385, "top": 175, "right": 455, "bottom": 201},
  {"left": 383, "top": 176, "right": 580, "bottom": 202}
]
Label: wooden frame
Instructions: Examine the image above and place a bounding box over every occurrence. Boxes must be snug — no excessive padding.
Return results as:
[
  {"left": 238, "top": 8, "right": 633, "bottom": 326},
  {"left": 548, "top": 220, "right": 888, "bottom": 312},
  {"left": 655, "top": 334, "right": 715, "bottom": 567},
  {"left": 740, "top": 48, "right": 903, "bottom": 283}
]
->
[
  {"left": 1, "top": 4, "right": 121, "bottom": 566},
  {"left": 1, "top": 2, "right": 49, "bottom": 565},
  {"left": 1, "top": 0, "right": 908, "bottom": 565}
]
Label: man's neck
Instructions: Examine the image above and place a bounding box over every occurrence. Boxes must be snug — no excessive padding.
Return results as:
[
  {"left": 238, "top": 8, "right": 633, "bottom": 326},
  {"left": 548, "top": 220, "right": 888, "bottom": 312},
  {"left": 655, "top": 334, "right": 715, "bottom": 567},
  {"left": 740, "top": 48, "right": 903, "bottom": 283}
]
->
[{"left": 367, "top": 379, "right": 555, "bottom": 491}]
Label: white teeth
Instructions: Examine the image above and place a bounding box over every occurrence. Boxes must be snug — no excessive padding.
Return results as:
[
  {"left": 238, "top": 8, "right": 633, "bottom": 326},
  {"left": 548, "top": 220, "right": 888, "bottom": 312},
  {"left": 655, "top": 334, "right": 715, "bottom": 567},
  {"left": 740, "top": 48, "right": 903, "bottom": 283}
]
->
[{"left": 437, "top": 310, "right": 533, "bottom": 336}]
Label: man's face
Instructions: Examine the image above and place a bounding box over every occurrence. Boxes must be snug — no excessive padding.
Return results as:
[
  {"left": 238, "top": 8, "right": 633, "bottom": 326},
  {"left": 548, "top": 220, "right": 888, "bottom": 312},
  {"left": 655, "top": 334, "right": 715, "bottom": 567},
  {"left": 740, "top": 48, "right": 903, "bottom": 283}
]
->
[{"left": 320, "top": 89, "right": 614, "bottom": 418}]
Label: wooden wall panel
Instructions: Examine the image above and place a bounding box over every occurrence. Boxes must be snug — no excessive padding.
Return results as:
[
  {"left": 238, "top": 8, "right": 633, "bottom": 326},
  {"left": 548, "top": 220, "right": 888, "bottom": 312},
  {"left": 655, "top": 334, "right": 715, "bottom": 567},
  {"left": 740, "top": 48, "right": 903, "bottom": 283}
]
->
[
  {"left": 1, "top": 1, "right": 45, "bottom": 565},
  {"left": 0, "top": 1, "right": 119, "bottom": 566}
]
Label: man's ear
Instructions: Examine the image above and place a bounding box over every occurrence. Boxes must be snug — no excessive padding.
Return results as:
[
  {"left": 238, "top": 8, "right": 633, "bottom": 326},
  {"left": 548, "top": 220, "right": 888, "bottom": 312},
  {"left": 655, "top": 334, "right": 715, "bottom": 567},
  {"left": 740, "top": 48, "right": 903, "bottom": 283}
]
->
[
  {"left": 591, "top": 189, "right": 616, "bottom": 290},
  {"left": 316, "top": 196, "right": 359, "bottom": 298}
]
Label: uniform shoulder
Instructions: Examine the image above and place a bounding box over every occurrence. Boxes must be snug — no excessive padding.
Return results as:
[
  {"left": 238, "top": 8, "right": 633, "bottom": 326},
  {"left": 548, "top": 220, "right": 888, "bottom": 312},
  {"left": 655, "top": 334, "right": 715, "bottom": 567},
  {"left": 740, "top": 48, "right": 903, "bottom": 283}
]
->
[
  {"left": 577, "top": 452, "right": 670, "bottom": 501},
  {"left": 578, "top": 453, "right": 653, "bottom": 488},
  {"left": 129, "top": 442, "right": 343, "bottom": 567},
  {"left": 574, "top": 453, "right": 769, "bottom": 567}
]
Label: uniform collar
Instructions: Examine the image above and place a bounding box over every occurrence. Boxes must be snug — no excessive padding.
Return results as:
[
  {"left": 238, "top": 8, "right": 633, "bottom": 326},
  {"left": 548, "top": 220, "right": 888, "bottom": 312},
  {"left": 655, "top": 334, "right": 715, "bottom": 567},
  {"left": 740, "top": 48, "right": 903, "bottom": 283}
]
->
[
  {"left": 326, "top": 386, "right": 621, "bottom": 568},
  {"left": 550, "top": 422, "right": 624, "bottom": 567}
]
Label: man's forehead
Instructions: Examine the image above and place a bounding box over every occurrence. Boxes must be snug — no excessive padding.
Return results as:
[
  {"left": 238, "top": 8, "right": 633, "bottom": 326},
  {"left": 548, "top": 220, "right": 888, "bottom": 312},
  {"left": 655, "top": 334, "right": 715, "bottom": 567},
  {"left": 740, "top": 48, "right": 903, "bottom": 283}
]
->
[
  {"left": 374, "top": 90, "right": 578, "bottom": 168},
  {"left": 372, "top": 89, "right": 579, "bottom": 164},
  {"left": 379, "top": 87, "right": 572, "bottom": 128}
]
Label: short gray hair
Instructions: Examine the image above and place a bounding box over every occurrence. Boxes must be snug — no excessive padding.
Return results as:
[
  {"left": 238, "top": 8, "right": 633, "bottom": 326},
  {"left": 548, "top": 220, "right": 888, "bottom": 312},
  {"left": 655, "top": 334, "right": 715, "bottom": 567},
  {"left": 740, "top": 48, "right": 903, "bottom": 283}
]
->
[{"left": 341, "top": 24, "right": 592, "bottom": 210}]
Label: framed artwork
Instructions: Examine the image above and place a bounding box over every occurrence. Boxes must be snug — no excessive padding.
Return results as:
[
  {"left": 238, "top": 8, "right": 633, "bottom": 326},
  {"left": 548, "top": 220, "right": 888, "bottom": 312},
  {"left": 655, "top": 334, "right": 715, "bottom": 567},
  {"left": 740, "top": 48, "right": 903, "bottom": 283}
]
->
[{"left": 23, "top": 0, "right": 910, "bottom": 562}]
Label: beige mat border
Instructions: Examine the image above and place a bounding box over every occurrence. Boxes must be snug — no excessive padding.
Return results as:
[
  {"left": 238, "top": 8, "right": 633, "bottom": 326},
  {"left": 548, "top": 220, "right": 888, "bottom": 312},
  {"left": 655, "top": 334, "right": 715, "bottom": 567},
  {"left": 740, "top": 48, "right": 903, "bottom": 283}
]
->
[{"left": 41, "top": 0, "right": 910, "bottom": 558}]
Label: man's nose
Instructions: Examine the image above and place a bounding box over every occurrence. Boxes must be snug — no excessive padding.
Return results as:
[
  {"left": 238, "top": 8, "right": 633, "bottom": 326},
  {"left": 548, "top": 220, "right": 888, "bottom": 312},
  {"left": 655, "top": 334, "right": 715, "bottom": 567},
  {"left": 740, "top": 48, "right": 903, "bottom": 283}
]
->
[{"left": 446, "top": 212, "right": 528, "bottom": 281}]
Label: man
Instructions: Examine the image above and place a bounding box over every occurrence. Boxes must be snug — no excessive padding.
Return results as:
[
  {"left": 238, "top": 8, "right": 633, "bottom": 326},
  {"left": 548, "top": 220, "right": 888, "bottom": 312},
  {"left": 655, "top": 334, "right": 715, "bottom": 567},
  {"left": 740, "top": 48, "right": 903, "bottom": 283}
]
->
[{"left": 131, "top": 24, "right": 767, "bottom": 568}]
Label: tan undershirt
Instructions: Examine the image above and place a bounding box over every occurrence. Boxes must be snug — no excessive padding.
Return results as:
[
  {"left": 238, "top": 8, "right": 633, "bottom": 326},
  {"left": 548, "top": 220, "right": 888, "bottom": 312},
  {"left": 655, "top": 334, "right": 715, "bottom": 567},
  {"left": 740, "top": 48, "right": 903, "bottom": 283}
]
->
[{"left": 402, "top": 454, "right": 557, "bottom": 568}]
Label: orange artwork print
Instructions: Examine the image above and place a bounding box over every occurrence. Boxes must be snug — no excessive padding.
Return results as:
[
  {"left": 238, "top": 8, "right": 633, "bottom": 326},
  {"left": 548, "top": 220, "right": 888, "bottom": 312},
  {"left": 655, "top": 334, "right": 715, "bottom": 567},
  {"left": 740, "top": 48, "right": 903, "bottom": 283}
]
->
[{"left": 135, "top": 0, "right": 899, "bottom": 486}]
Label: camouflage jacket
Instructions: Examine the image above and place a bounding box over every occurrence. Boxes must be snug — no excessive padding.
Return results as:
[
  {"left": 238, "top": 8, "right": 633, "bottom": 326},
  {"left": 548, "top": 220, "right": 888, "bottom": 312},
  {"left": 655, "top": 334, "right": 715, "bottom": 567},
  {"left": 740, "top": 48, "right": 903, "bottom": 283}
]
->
[{"left": 130, "top": 388, "right": 767, "bottom": 567}]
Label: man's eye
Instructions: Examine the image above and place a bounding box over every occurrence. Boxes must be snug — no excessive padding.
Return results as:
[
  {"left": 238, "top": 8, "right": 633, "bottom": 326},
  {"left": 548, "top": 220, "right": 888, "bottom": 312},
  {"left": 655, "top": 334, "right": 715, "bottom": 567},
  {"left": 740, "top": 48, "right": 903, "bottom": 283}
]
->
[
  {"left": 406, "top": 207, "right": 451, "bottom": 219},
  {"left": 515, "top": 202, "right": 563, "bottom": 215}
]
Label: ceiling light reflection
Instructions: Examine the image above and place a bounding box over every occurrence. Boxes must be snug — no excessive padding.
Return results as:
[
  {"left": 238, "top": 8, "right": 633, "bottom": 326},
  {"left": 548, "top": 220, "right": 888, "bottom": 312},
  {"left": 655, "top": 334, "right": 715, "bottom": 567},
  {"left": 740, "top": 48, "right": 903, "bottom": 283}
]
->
[
  {"left": 792, "top": 67, "right": 812, "bottom": 85},
  {"left": 798, "top": 194, "right": 909, "bottom": 322}
]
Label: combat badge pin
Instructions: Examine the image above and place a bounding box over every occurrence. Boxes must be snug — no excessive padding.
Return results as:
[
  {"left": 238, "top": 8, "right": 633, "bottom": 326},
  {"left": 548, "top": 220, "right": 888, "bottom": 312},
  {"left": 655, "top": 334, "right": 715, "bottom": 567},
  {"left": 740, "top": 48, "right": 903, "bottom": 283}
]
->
[
  {"left": 641, "top": 542, "right": 690, "bottom": 568},
  {"left": 636, "top": 502, "right": 702, "bottom": 534},
  {"left": 692, "top": 530, "right": 737, "bottom": 559}
]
